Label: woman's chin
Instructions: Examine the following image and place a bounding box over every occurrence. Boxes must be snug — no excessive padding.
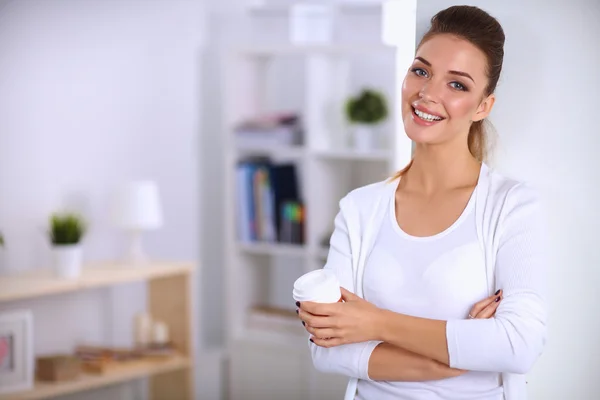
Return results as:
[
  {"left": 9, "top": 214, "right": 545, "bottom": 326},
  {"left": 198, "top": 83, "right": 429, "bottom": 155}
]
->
[
  {"left": 403, "top": 116, "right": 447, "bottom": 144},
  {"left": 404, "top": 125, "right": 438, "bottom": 143}
]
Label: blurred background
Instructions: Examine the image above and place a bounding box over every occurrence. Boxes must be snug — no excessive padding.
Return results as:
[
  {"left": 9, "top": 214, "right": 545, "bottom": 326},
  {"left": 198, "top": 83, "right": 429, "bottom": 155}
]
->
[{"left": 0, "top": 0, "right": 598, "bottom": 399}]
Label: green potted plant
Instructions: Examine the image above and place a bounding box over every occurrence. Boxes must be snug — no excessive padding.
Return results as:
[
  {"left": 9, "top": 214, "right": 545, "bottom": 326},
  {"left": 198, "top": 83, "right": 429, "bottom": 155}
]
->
[
  {"left": 48, "top": 212, "right": 87, "bottom": 279},
  {"left": 345, "top": 88, "right": 389, "bottom": 150}
]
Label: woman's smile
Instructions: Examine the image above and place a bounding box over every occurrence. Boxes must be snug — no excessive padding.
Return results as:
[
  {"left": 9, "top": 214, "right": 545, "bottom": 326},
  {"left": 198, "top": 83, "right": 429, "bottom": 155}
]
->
[{"left": 411, "top": 104, "right": 446, "bottom": 126}]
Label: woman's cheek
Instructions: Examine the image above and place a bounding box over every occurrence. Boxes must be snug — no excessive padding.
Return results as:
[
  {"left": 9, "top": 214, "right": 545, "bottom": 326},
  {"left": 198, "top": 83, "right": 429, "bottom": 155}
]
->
[{"left": 444, "top": 96, "right": 478, "bottom": 119}]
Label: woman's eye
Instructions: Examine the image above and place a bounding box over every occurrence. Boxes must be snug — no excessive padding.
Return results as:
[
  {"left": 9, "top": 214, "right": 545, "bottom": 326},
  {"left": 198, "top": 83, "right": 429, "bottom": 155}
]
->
[
  {"left": 450, "top": 81, "right": 467, "bottom": 91},
  {"left": 411, "top": 68, "right": 428, "bottom": 77}
]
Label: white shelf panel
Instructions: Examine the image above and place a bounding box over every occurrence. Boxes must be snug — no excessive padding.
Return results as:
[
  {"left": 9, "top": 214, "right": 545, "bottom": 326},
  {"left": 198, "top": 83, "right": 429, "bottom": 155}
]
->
[
  {"left": 238, "top": 242, "right": 309, "bottom": 257},
  {"left": 234, "top": 145, "right": 306, "bottom": 160},
  {"left": 239, "top": 326, "right": 308, "bottom": 348},
  {"left": 237, "top": 43, "right": 394, "bottom": 57},
  {"left": 311, "top": 148, "right": 391, "bottom": 162},
  {"left": 246, "top": 2, "right": 382, "bottom": 15}
]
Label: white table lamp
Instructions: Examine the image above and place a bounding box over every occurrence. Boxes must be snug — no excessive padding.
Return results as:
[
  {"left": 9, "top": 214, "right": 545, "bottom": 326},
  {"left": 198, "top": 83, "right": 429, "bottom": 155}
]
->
[{"left": 112, "top": 180, "right": 163, "bottom": 265}]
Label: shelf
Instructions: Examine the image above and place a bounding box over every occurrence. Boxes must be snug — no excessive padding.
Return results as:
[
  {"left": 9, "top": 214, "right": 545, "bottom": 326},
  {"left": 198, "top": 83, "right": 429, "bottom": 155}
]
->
[
  {"left": 246, "top": 1, "right": 382, "bottom": 15},
  {"left": 235, "top": 145, "right": 306, "bottom": 160},
  {"left": 248, "top": 306, "right": 303, "bottom": 336},
  {"left": 234, "top": 146, "right": 390, "bottom": 162},
  {"left": 0, "top": 262, "right": 195, "bottom": 303},
  {"left": 311, "top": 148, "right": 391, "bottom": 162},
  {"left": 241, "top": 324, "right": 308, "bottom": 348},
  {"left": 238, "top": 242, "right": 308, "bottom": 257},
  {"left": 0, "top": 356, "right": 190, "bottom": 400},
  {"left": 237, "top": 43, "right": 394, "bottom": 57}
]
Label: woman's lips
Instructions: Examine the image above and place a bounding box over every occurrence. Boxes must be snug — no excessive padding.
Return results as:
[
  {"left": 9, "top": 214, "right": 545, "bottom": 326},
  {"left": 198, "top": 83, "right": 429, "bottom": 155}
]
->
[{"left": 411, "top": 106, "right": 445, "bottom": 126}]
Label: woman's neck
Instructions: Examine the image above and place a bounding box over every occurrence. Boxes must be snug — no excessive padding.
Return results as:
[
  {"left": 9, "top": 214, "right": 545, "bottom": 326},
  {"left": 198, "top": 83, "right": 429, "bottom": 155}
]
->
[{"left": 402, "top": 145, "right": 481, "bottom": 195}]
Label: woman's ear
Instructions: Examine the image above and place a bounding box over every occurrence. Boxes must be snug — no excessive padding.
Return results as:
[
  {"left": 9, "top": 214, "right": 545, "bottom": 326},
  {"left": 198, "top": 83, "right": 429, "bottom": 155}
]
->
[{"left": 472, "top": 93, "right": 496, "bottom": 122}]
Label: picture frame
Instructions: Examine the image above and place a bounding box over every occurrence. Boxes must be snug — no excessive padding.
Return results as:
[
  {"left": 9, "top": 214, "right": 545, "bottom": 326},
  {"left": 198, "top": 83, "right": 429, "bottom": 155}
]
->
[{"left": 0, "top": 310, "right": 34, "bottom": 395}]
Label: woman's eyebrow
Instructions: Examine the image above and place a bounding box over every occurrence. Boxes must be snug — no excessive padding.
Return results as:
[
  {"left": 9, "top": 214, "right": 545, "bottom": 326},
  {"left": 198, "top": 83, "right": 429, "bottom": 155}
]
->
[
  {"left": 415, "top": 56, "right": 431, "bottom": 66},
  {"left": 415, "top": 57, "right": 475, "bottom": 83},
  {"left": 449, "top": 70, "right": 475, "bottom": 83}
]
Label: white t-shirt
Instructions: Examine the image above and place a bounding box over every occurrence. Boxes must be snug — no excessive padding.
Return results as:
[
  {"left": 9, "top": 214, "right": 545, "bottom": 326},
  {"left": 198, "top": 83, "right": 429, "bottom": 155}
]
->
[
  {"left": 356, "top": 186, "right": 504, "bottom": 400},
  {"left": 310, "top": 163, "right": 547, "bottom": 400}
]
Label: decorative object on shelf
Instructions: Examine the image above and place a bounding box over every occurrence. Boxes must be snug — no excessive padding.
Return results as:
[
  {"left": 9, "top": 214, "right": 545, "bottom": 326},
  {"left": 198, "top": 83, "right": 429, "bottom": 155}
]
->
[
  {"left": 74, "top": 343, "right": 177, "bottom": 374},
  {"left": 0, "top": 310, "right": 34, "bottom": 395},
  {"left": 74, "top": 344, "right": 167, "bottom": 374},
  {"left": 151, "top": 321, "right": 169, "bottom": 346},
  {"left": 134, "top": 312, "right": 153, "bottom": 348},
  {"left": 36, "top": 355, "right": 81, "bottom": 382},
  {"left": 234, "top": 112, "right": 303, "bottom": 149},
  {"left": 345, "top": 88, "right": 389, "bottom": 151},
  {"left": 111, "top": 180, "right": 163, "bottom": 265},
  {"left": 289, "top": 3, "right": 335, "bottom": 44},
  {"left": 48, "top": 212, "right": 87, "bottom": 279},
  {"left": 133, "top": 312, "right": 171, "bottom": 350},
  {"left": 248, "top": 306, "right": 302, "bottom": 335},
  {"left": 0, "top": 231, "right": 5, "bottom": 275}
]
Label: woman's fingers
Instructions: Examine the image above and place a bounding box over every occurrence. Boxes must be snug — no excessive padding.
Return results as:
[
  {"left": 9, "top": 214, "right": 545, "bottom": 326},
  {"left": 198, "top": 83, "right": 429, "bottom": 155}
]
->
[
  {"left": 305, "top": 325, "right": 336, "bottom": 340},
  {"left": 475, "top": 294, "right": 502, "bottom": 319},
  {"left": 310, "top": 336, "right": 342, "bottom": 348},
  {"left": 297, "top": 308, "right": 332, "bottom": 329},
  {"left": 468, "top": 290, "right": 502, "bottom": 319}
]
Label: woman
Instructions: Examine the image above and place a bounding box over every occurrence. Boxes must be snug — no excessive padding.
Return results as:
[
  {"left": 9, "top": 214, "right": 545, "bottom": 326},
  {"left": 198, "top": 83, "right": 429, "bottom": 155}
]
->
[{"left": 296, "top": 5, "right": 547, "bottom": 400}]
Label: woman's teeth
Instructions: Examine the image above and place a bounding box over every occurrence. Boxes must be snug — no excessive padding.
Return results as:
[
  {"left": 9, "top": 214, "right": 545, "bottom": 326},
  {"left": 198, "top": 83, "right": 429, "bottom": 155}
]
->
[{"left": 414, "top": 108, "right": 443, "bottom": 122}]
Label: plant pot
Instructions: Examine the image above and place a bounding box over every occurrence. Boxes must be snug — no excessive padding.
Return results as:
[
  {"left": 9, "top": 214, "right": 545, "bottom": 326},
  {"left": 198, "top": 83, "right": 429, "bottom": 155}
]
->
[
  {"left": 352, "top": 124, "right": 378, "bottom": 151},
  {"left": 52, "top": 244, "right": 83, "bottom": 279}
]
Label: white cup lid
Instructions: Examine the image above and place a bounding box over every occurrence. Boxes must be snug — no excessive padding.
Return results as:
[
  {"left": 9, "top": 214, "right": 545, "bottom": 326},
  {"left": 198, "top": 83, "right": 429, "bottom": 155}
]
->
[{"left": 293, "top": 269, "right": 341, "bottom": 303}]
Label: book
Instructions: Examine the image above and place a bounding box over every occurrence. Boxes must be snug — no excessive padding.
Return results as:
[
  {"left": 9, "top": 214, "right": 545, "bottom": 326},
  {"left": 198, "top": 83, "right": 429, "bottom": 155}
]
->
[{"left": 235, "top": 159, "right": 303, "bottom": 244}]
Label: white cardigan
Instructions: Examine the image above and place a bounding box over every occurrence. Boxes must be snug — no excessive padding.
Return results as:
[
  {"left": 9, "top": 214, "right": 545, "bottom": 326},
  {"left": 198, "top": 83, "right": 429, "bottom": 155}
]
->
[{"left": 310, "top": 163, "right": 548, "bottom": 400}]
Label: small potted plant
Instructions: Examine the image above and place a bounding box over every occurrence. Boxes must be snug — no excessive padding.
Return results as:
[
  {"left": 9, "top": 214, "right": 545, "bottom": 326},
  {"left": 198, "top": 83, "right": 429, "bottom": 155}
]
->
[
  {"left": 48, "top": 213, "right": 87, "bottom": 279},
  {"left": 345, "top": 88, "right": 389, "bottom": 151}
]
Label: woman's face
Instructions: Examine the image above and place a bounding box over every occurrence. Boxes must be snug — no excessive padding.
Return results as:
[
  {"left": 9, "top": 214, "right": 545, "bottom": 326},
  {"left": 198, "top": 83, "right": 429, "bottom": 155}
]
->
[{"left": 402, "top": 34, "right": 495, "bottom": 147}]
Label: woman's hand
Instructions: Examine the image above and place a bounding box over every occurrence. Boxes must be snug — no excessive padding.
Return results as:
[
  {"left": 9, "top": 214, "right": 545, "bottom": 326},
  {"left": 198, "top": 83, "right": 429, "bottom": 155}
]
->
[
  {"left": 468, "top": 289, "right": 503, "bottom": 319},
  {"left": 297, "top": 288, "right": 384, "bottom": 348},
  {"left": 297, "top": 288, "right": 503, "bottom": 348}
]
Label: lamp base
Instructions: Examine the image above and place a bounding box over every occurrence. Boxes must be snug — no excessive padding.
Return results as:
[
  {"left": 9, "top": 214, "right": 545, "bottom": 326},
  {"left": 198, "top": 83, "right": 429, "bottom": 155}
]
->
[{"left": 126, "top": 231, "right": 149, "bottom": 266}]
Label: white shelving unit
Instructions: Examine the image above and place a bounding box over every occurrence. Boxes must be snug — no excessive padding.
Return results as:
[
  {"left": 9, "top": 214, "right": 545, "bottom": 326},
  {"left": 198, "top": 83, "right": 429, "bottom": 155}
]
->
[{"left": 222, "top": 2, "right": 417, "bottom": 399}]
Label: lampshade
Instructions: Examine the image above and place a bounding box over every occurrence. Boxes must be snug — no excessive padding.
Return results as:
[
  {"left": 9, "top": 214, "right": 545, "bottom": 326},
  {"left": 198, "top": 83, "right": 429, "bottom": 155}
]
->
[{"left": 112, "top": 181, "right": 163, "bottom": 230}]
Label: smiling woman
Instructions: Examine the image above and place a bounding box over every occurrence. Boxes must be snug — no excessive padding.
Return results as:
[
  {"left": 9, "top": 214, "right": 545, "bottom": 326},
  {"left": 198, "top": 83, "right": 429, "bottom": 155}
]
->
[{"left": 296, "top": 5, "right": 547, "bottom": 400}]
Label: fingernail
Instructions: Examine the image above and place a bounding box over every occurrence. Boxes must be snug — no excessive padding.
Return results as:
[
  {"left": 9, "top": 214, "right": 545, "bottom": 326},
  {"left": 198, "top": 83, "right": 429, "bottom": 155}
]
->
[
  {"left": 302, "top": 321, "right": 305, "bottom": 326},
  {"left": 309, "top": 338, "right": 314, "bottom": 343},
  {"left": 495, "top": 289, "right": 501, "bottom": 295},
  {"left": 296, "top": 309, "right": 299, "bottom": 314},
  {"left": 495, "top": 297, "right": 501, "bottom": 302},
  {"left": 295, "top": 301, "right": 300, "bottom": 307}
]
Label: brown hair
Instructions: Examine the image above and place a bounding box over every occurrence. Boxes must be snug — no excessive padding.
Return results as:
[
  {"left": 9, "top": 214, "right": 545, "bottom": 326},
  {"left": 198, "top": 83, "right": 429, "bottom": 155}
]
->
[{"left": 392, "top": 6, "right": 505, "bottom": 179}]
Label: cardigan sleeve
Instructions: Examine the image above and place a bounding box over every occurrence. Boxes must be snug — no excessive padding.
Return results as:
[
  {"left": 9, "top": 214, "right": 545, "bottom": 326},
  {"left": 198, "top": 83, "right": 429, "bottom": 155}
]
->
[
  {"left": 309, "top": 195, "right": 382, "bottom": 380},
  {"left": 446, "top": 183, "right": 549, "bottom": 374}
]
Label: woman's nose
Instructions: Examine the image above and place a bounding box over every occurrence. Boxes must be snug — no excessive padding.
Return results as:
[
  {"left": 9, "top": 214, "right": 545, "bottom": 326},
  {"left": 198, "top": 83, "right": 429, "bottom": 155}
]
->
[{"left": 419, "top": 81, "right": 441, "bottom": 102}]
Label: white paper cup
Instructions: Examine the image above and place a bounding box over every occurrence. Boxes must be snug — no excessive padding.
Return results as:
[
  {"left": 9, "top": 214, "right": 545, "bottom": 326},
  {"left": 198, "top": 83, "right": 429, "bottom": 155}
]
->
[{"left": 293, "top": 269, "right": 342, "bottom": 303}]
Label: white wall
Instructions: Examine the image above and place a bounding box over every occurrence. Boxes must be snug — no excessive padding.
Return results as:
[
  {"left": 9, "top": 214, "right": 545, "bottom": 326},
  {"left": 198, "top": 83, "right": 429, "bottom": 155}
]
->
[
  {"left": 0, "top": 0, "right": 205, "bottom": 398},
  {"left": 416, "top": 1, "right": 600, "bottom": 398}
]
